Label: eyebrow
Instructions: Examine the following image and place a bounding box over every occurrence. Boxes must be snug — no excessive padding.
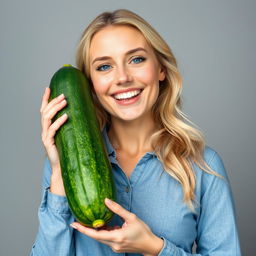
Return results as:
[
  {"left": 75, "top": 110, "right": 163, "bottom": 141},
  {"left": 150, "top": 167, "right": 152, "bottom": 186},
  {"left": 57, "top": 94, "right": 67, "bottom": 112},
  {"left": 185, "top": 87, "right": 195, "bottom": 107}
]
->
[{"left": 91, "top": 47, "right": 148, "bottom": 65}]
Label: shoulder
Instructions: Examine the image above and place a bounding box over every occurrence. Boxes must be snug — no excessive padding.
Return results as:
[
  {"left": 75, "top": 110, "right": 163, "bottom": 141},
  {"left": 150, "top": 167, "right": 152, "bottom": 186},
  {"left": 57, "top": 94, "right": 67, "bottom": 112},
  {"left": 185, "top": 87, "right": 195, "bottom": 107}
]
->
[
  {"left": 193, "top": 146, "right": 232, "bottom": 197},
  {"left": 201, "top": 145, "right": 229, "bottom": 180},
  {"left": 194, "top": 147, "right": 237, "bottom": 220}
]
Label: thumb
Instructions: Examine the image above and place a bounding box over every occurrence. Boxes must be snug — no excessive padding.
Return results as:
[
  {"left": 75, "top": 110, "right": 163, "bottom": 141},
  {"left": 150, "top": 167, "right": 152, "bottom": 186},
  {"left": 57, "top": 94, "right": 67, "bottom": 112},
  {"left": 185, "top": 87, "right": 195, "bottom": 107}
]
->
[{"left": 105, "top": 198, "right": 135, "bottom": 221}]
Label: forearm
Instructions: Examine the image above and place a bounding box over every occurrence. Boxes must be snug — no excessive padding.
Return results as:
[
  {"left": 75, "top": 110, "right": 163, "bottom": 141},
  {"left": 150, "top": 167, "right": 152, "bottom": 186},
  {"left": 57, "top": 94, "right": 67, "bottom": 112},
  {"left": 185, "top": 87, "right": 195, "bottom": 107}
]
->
[{"left": 50, "top": 165, "right": 66, "bottom": 196}]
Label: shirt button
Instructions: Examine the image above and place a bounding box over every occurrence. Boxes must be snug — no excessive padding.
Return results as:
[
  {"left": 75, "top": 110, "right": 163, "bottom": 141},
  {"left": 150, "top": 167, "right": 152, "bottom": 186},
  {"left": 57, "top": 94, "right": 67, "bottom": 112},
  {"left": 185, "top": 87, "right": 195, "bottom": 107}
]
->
[{"left": 125, "top": 186, "right": 130, "bottom": 193}]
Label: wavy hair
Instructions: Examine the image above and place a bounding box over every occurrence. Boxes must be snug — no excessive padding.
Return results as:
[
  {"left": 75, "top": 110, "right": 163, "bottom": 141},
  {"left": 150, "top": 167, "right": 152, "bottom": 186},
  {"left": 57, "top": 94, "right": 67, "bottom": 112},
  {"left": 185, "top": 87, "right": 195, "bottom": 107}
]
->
[{"left": 76, "top": 9, "right": 219, "bottom": 210}]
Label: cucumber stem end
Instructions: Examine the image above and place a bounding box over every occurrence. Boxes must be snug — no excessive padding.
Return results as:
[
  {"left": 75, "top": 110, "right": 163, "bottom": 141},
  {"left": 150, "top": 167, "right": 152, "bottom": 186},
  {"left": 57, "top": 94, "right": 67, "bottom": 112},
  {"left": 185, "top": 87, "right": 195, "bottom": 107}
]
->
[{"left": 92, "top": 219, "right": 105, "bottom": 228}]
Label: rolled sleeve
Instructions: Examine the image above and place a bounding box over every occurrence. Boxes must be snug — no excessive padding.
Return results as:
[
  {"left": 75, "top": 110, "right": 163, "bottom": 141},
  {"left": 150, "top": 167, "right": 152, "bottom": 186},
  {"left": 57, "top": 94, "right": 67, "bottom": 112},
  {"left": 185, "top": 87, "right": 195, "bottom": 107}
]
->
[
  {"left": 44, "top": 187, "right": 71, "bottom": 214},
  {"left": 158, "top": 237, "right": 178, "bottom": 255},
  {"left": 30, "top": 159, "right": 75, "bottom": 256},
  {"left": 158, "top": 237, "right": 197, "bottom": 256}
]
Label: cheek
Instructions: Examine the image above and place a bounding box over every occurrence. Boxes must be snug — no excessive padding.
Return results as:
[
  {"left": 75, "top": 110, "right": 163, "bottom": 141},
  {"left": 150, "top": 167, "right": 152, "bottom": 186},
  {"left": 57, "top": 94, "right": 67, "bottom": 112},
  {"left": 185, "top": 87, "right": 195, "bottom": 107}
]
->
[
  {"left": 134, "top": 65, "right": 160, "bottom": 85},
  {"left": 91, "top": 75, "right": 111, "bottom": 95}
]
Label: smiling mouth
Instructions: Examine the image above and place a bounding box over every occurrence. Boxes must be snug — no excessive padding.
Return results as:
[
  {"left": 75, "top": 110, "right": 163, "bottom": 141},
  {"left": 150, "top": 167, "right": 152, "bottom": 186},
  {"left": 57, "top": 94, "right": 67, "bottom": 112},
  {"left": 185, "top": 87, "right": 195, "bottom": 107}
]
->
[{"left": 112, "top": 89, "right": 143, "bottom": 100}]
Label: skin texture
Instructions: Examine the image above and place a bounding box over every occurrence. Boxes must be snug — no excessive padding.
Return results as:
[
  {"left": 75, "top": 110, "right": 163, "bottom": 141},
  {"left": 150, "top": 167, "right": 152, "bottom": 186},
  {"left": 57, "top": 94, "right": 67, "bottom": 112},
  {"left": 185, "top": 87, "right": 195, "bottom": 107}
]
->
[
  {"left": 40, "top": 25, "right": 165, "bottom": 254},
  {"left": 89, "top": 25, "right": 165, "bottom": 122},
  {"left": 90, "top": 25, "right": 165, "bottom": 176}
]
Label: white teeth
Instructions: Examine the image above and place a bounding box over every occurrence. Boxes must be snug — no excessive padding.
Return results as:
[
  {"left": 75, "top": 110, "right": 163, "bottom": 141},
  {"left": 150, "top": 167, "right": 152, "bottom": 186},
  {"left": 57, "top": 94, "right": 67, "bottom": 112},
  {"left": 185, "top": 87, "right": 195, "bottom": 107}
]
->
[{"left": 113, "top": 89, "right": 141, "bottom": 100}]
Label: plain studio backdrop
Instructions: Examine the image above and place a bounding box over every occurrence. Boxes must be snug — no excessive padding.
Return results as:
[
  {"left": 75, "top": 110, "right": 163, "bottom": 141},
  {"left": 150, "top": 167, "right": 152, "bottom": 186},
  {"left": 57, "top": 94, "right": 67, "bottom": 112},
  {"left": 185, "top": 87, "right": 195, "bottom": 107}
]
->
[{"left": 0, "top": 0, "right": 255, "bottom": 255}]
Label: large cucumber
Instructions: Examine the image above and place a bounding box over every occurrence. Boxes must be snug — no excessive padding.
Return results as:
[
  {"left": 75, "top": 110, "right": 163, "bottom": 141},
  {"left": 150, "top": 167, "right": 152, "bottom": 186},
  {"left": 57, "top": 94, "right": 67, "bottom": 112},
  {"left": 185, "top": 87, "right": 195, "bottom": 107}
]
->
[{"left": 49, "top": 64, "right": 116, "bottom": 228}]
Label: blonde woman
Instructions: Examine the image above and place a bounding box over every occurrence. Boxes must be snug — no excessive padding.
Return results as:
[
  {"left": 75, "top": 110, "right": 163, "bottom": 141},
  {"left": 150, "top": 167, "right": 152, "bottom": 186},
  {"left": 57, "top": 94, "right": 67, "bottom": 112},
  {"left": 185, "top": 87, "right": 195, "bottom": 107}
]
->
[{"left": 31, "top": 9, "right": 241, "bottom": 255}]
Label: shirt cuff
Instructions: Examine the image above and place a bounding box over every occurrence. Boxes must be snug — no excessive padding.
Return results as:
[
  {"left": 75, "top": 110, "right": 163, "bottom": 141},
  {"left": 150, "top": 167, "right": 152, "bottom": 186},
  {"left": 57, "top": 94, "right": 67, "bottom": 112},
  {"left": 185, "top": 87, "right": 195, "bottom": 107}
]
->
[
  {"left": 40, "top": 187, "right": 71, "bottom": 214},
  {"left": 158, "top": 237, "right": 177, "bottom": 256}
]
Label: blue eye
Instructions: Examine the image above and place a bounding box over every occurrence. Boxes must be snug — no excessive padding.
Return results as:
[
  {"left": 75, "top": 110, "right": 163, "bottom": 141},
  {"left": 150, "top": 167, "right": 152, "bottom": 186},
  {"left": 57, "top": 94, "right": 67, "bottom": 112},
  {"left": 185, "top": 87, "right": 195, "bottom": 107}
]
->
[
  {"left": 131, "top": 57, "right": 145, "bottom": 64},
  {"left": 97, "top": 64, "right": 111, "bottom": 71}
]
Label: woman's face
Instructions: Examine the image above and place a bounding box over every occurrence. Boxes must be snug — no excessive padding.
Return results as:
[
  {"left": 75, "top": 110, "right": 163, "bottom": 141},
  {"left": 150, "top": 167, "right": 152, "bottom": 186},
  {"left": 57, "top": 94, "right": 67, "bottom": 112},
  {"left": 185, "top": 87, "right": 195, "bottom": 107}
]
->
[{"left": 89, "top": 25, "right": 165, "bottom": 122}]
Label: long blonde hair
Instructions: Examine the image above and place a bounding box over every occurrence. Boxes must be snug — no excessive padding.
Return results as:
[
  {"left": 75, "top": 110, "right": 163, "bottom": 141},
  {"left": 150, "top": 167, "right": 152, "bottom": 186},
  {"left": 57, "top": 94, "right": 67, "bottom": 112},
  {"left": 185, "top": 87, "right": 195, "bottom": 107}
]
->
[{"left": 76, "top": 9, "right": 219, "bottom": 210}]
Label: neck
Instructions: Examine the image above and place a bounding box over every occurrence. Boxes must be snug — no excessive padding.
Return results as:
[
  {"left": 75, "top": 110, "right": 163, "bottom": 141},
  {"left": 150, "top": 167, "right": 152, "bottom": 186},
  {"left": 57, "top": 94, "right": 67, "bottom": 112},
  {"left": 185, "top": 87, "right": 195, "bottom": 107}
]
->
[{"left": 108, "top": 114, "right": 157, "bottom": 156}]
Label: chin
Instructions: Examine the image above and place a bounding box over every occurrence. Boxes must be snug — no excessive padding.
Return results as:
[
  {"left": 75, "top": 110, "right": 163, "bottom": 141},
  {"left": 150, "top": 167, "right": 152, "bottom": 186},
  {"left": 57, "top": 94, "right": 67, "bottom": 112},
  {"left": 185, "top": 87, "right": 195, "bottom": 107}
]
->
[{"left": 114, "top": 109, "right": 149, "bottom": 122}]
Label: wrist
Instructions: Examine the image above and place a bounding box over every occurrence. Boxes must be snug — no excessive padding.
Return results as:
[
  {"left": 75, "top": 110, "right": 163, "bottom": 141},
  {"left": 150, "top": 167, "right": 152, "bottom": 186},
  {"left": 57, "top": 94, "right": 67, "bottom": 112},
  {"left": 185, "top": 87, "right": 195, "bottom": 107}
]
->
[
  {"left": 143, "top": 234, "right": 164, "bottom": 256},
  {"left": 50, "top": 172, "right": 65, "bottom": 196}
]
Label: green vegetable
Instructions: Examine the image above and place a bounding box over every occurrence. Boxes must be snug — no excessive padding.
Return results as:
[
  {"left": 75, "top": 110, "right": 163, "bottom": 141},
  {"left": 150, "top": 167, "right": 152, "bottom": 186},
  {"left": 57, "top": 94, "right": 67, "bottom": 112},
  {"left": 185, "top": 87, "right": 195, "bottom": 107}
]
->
[{"left": 49, "top": 64, "right": 116, "bottom": 228}]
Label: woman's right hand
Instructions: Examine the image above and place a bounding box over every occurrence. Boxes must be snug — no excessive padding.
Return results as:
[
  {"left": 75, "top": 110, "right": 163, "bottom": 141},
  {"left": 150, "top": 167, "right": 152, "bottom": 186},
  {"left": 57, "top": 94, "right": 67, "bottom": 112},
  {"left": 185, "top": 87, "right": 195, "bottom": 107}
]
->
[{"left": 40, "top": 87, "right": 68, "bottom": 195}]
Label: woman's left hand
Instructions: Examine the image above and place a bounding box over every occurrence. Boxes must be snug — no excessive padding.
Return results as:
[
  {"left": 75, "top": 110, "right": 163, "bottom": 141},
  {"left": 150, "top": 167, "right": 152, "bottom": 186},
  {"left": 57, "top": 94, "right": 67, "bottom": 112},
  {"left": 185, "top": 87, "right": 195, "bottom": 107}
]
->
[{"left": 70, "top": 198, "right": 164, "bottom": 256}]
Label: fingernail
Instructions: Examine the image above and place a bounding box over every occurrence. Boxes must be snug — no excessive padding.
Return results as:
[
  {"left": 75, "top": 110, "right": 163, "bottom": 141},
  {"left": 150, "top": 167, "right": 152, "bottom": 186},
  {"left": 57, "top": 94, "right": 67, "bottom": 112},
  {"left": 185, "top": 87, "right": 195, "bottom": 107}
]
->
[
  {"left": 105, "top": 198, "right": 113, "bottom": 205},
  {"left": 70, "top": 223, "right": 78, "bottom": 229},
  {"left": 58, "top": 93, "right": 64, "bottom": 98}
]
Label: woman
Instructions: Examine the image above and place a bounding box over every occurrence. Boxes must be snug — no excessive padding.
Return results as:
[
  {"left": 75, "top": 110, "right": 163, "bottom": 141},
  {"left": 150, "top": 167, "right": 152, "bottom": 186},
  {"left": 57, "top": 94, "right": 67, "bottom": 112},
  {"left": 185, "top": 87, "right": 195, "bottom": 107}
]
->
[{"left": 31, "top": 9, "right": 241, "bottom": 255}]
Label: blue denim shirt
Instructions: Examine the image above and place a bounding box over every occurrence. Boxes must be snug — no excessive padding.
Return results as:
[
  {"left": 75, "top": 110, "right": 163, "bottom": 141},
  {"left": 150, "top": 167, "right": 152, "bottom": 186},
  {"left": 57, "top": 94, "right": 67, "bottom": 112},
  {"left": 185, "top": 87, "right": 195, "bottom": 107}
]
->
[{"left": 30, "top": 126, "right": 241, "bottom": 255}]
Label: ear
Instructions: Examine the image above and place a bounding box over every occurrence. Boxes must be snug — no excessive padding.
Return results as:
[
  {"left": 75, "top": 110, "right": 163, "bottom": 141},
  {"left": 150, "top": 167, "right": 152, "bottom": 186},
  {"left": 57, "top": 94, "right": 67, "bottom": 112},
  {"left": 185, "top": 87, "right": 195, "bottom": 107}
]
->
[{"left": 159, "top": 66, "right": 166, "bottom": 82}]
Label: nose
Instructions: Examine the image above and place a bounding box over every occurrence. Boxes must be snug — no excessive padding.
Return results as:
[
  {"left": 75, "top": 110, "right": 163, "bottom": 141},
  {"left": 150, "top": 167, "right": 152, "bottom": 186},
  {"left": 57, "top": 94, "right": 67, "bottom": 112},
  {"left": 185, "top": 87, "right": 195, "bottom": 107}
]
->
[{"left": 115, "top": 65, "right": 132, "bottom": 85}]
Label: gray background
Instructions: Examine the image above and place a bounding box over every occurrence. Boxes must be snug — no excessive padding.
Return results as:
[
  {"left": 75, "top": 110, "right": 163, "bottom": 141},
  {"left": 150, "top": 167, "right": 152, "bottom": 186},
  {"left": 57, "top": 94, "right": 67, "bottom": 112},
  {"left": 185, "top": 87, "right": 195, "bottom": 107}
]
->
[{"left": 0, "top": 0, "right": 255, "bottom": 255}]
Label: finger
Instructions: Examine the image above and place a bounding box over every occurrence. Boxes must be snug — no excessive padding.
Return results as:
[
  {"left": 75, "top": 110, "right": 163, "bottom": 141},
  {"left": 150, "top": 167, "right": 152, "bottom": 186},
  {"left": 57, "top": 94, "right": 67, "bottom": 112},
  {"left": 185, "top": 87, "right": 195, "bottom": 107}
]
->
[
  {"left": 70, "top": 222, "right": 118, "bottom": 242},
  {"left": 43, "top": 113, "right": 68, "bottom": 144},
  {"left": 105, "top": 198, "right": 136, "bottom": 222},
  {"left": 42, "top": 93, "right": 65, "bottom": 115},
  {"left": 103, "top": 225, "right": 121, "bottom": 231},
  {"left": 41, "top": 99, "right": 67, "bottom": 139},
  {"left": 41, "top": 98, "right": 67, "bottom": 124},
  {"left": 40, "top": 87, "right": 51, "bottom": 112}
]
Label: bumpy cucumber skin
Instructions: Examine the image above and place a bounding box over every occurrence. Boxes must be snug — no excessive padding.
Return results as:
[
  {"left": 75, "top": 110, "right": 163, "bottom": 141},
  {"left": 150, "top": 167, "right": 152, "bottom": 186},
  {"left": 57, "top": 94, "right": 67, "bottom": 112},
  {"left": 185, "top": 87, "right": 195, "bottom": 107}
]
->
[{"left": 49, "top": 65, "right": 116, "bottom": 227}]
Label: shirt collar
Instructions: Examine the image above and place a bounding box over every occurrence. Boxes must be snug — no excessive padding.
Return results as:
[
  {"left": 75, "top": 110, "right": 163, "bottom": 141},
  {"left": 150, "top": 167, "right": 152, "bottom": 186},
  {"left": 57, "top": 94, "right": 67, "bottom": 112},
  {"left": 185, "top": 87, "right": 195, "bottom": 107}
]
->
[{"left": 102, "top": 125, "right": 116, "bottom": 158}]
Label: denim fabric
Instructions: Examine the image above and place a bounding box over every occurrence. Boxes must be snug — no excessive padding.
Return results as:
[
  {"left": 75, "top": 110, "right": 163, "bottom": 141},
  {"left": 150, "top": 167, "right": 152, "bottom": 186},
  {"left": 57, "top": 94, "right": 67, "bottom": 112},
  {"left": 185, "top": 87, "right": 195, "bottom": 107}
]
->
[{"left": 30, "top": 126, "right": 241, "bottom": 255}]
